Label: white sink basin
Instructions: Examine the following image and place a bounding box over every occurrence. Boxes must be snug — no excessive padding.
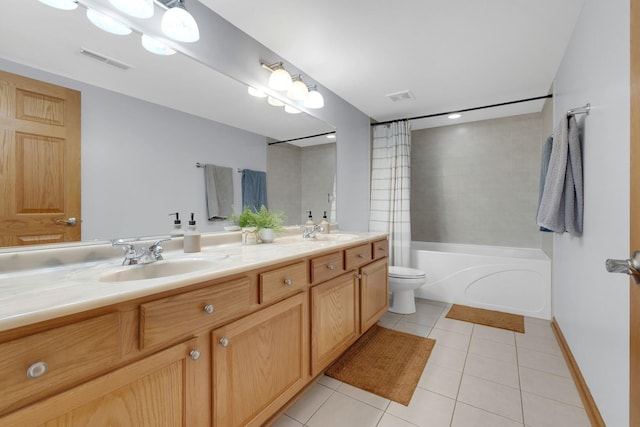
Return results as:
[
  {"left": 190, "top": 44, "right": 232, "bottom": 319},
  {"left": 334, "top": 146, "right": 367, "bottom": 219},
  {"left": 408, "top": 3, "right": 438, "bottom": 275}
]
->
[{"left": 99, "top": 257, "right": 219, "bottom": 282}]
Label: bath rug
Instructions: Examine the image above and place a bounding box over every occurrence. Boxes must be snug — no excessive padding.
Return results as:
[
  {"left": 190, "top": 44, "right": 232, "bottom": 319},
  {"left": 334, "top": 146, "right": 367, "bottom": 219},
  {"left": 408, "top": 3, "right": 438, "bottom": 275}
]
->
[
  {"left": 445, "top": 304, "right": 525, "bottom": 333},
  {"left": 325, "top": 325, "right": 435, "bottom": 406}
]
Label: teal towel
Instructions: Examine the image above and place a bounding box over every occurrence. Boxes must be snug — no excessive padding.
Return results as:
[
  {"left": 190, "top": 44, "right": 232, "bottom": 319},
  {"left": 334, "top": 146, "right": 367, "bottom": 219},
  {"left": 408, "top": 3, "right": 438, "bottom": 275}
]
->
[{"left": 242, "top": 169, "right": 267, "bottom": 212}]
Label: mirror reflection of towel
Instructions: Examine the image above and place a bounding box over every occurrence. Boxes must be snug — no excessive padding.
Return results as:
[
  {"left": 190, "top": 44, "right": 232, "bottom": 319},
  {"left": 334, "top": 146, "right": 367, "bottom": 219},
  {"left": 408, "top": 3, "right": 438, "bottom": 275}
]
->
[
  {"left": 242, "top": 169, "right": 267, "bottom": 212},
  {"left": 204, "top": 164, "right": 233, "bottom": 220}
]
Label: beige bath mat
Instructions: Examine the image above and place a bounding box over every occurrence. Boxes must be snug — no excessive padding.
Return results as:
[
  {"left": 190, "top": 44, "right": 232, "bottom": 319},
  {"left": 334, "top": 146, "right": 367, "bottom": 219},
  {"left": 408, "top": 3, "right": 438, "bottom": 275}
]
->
[
  {"left": 325, "top": 325, "right": 436, "bottom": 405},
  {"left": 445, "top": 304, "right": 525, "bottom": 333}
]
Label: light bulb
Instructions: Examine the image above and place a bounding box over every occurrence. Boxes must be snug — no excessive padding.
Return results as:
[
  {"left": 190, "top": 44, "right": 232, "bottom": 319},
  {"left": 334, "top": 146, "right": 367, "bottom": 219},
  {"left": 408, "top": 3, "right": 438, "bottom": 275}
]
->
[
  {"left": 161, "top": 6, "right": 200, "bottom": 43},
  {"left": 448, "top": 113, "right": 461, "bottom": 119},
  {"left": 141, "top": 35, "right": 176, "bottom": 56},
  {"left": 304, "top": 87, "right": 324, "bottom": 109},
  {"left": 37, "top": 0, "right": 78, "bottom": 10},
  {"left": 287, "top": 77, "right": 308, "bottom": 101},
  {"left": 86, "top": 9, "right": 132, "bottom": 36},
  {"left": 268, "top": 67, "right": 292, "bottom": 91},
  {"left": 268, "top": 97, "right": 285, "bottom": 107},
  {"left": 284, "top": 105, "right": 301, "bottom": 114},
  {"left": 248, "top": 86, "right": 267, "bottom": 98},
  {"left": 109, "top": 0, "right": 154, "bottom": 19}
]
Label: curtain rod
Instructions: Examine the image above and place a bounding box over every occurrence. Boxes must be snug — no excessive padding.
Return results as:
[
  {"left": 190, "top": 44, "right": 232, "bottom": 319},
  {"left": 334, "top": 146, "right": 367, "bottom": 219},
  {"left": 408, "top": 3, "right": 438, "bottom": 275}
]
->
[
  {"left": 371, "top": 94, "right": 553, "bottom": 127},
  {"left": 268, "top": 131, "right": 336, "bottom": 146}
]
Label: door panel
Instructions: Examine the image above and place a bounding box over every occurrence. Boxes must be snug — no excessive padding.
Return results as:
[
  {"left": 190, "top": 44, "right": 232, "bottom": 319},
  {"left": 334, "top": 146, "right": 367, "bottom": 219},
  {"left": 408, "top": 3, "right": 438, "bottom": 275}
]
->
[{"left": 0, "top": 70, "right": 81, "bottom": 247}]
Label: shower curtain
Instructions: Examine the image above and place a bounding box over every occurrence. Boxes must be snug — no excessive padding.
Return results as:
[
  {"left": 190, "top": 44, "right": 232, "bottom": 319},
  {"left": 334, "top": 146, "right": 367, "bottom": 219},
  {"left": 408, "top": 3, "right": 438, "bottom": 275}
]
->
[{"left": 368, "top": 120, "right": 412, "bottom": 267}]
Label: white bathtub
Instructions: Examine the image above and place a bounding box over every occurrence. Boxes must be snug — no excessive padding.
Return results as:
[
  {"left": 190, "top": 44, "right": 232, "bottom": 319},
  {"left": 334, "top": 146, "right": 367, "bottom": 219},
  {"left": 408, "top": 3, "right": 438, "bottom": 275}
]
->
[{"left": 411, "top": 242, "right": 551, "bottom": 320}]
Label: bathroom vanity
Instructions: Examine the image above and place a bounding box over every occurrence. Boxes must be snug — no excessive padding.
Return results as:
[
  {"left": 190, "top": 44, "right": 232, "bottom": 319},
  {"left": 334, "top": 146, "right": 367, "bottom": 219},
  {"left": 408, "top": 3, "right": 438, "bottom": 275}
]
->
[{"left": 0, "top": 231, "right": 388, "bottom": 426}]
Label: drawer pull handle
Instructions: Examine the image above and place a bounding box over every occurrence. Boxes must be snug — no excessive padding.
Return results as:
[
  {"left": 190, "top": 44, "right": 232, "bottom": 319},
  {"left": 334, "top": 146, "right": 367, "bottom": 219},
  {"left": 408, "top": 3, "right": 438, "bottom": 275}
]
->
[
  {"left": 189, "top": 350, "right": 201, "bottom": 361},
  {"left": 358, "top": 253, "right": 365, "bottom": 258},
  {"left": 327, "top": 264, "right": 334, "bottom": 270},
  {"left": 219, "top": 337, "right": 230, "bottom": 347},
  {"left": 27, "top": 362, "right": 48, "bottom": 379},
  {"left": 378, "top": 247, "right": 386, "bottom": 251},
  {"left": 284, "top": 278, "right": 293, "bottom": 286},
  {"left": 203, "top": 304, "right": 215, "bottom": 314}
]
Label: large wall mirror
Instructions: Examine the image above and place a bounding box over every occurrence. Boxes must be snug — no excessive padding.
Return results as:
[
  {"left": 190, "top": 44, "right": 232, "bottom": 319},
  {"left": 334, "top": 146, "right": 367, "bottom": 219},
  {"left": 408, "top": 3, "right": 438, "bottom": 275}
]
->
[{"left": 0, "top": 1, "right": 336, "bottom": 249}]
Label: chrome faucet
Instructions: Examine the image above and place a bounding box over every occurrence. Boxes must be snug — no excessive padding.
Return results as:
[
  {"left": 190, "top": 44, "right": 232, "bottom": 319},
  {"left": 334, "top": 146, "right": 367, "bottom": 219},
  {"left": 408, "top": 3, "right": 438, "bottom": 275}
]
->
[
  {"left": 112, "top": 239, "right": 170, "bottom": 265},
  {"left": 301, "top": 224, "right": 324, "bottom": 240}
]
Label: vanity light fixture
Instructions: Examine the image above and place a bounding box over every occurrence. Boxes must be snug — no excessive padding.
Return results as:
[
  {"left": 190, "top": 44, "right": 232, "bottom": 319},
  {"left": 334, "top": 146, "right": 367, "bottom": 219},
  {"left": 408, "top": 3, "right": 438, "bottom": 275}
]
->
[
  {"left": 448, "top": 113, "right": 462, "bottom": 119},
  {"left": 160, "top": 0, "right": 200, "bottom": 43},
  {"left": 141, "top": 34, "right": 176, "bottom": 55},
  {"left": 86, "top": 9, "right": 132, "bottom": 36},
  {"left": 304, "top": 85, "right": 325, "bottom": 109},
  {"left": 37, "top": 0, "right": 78, "bottom": 10},
  {"left": 287, "top": 75, "right": 309, "bottom": 101},
  {"left": 109, "top": 0, "right": 154, "bottom": 19},
  {"left": 247, "top": 86, "right": 267, "bottom": 98},
  {"left": 261, "top": 62, "right": 293, "bottom": 91}
]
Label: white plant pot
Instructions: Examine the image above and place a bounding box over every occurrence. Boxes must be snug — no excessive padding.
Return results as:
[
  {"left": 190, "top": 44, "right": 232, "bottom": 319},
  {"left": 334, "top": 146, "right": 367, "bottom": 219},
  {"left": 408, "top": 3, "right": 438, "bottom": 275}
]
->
[{"left": 259, "top": 228, "right": 275, "bottom": 243}]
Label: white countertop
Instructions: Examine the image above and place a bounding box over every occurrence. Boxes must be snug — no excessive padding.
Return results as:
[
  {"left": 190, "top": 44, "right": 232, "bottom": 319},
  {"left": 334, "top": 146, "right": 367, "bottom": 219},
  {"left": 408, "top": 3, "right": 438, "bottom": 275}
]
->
[{"left": 0, "top": 230, "right": 386, "bottom": 333}]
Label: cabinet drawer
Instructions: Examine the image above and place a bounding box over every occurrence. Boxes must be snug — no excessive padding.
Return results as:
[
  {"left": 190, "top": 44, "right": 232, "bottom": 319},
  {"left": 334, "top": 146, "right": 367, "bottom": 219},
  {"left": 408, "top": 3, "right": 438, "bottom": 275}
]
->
[
  {"left": 140, "top": 277, "right": 252, "bottom": 349},
  {"left": 260, "top": 261, "right": 308, "bottom": 304},
  {"left": 372, "top": 239, "right": 389, "bottom": 260},
  {"left": 311, "top": 251, "right": 344, "bottom": 284},
  {"left": 0, "top": 312, "right": 121, "bottom": 415},
  {"left": 345, "top": 243, "right": 373, "bottom": 270}
]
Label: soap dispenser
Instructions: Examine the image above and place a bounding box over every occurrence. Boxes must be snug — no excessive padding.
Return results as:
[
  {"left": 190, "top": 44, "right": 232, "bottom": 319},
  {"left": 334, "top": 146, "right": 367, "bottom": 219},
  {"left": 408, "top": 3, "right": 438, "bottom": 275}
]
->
[
  {"left": 184, "top": 213, "right": 201, "bottom": 253},
  {"left": 320, "top": 211, "right": 330, "bottom": 234},
  {"left": 306, "top": 211, "right": 314, "bottom": 225},
  {"left": 169, "top": 212, "right": 184, "bottom": 237}
]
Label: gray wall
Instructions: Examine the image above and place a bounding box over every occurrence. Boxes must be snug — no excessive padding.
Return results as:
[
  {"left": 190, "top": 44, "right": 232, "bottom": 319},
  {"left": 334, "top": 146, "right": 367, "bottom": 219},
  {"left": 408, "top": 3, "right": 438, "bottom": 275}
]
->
[
  {"left": 267, "top": 142, "right": 335, "bottom": 225},
  {"left": 411, "top": 113, "right": 543, "bottom": 248}
]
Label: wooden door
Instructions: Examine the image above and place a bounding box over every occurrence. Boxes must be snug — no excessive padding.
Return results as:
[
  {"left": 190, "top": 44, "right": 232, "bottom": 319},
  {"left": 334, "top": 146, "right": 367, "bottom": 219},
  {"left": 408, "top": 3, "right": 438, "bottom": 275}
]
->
[
  {"left": 212, "top": 293, "right": 309, "bottom": 427},
  {"left": 310, "top": 271, "right": 359, "bottom": 376},
  {"left": 0, "top": 70, "right": 81, "bottom": 247},
  {"left": 360, "top": 258, "right": 388, "bottom": 333},
  {"left": 631, "top": 1, "right": 640, "bottom": 423},
  {"left": 0, "top": 340, "right": 199, "bottom": 427}
]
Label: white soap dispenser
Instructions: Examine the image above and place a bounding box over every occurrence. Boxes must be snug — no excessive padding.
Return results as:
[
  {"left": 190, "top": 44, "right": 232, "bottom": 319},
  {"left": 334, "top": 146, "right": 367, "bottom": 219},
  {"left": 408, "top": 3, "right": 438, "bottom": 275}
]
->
[
  {"left": 320, "top": 211, "right": 330, "bottom": 234},
  {"left": 184, "top": 213, "right": 201, "bottom": 253},
  {"left": 305, "top": 211, "right": 314, "bottom": 225},
  {"left": 169, "top": 212, "right": 184, "bottom": 237}
]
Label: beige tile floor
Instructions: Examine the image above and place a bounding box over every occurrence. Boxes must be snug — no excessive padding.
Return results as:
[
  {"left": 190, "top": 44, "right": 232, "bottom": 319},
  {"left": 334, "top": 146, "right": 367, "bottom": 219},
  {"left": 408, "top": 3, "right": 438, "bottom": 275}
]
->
[{"left": 273, "top": 299, "right": 591, "bottom": 427}]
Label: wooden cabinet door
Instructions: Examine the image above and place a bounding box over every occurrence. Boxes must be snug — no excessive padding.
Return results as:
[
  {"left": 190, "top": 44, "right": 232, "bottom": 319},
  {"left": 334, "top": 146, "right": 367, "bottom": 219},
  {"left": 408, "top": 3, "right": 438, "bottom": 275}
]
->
[
  {"left": 0, "top": 70, "right": 81, "bottom": 247},
  {"left": 0, "top": 339, "right": 201, "bottom": 427},
  {"left": 360, "top": 258, "right": 389, "bottom": 333},
  {"left": 310, "top": 272, "right": 359, "bottom": 376},
  {"left": 212, "top": 293, "right": 309, "bottom": 427}
]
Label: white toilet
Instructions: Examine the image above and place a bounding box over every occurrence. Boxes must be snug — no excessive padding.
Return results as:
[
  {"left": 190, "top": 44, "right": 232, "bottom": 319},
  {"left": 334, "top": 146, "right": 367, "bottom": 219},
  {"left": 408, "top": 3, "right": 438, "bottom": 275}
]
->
[{"left": 388, "top": 266, "right": 427, "bottom": 314}]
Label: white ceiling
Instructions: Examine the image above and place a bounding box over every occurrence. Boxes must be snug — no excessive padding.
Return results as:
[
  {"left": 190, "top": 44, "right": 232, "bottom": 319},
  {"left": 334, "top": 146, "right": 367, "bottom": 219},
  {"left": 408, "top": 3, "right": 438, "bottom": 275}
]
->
[
  {"left": 1, "top": 0, "right": 585, "bottom": 143},
  {"left": 200, "top": 0, "right": 585, "bottom": 129}
]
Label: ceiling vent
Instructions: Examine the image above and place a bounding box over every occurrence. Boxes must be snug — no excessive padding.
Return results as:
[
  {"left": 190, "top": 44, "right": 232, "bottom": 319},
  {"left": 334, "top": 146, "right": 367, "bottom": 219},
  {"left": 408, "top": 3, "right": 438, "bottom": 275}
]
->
[
  {"left": 79, "top": 48, "right": 132, "bottom": 71},
  {"left": 386, "top": 90, "right": 415, "bottom": 102}
]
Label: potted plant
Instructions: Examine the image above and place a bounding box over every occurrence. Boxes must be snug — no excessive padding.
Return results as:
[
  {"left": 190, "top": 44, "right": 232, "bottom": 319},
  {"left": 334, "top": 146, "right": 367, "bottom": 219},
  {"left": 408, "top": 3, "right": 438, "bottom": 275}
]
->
[
  {"left": 253, "top": 205, "right": 286, "bottom": 243},
  {"left": 229, "top": 206, "right": 260, "bottom": 245}
]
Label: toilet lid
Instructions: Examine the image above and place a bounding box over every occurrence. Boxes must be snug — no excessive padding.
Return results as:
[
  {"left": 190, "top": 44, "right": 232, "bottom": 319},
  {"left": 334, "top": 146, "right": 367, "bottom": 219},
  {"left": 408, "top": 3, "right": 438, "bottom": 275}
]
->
[{"left": 389, "top": 266, "right": 426, "bottom": 279}]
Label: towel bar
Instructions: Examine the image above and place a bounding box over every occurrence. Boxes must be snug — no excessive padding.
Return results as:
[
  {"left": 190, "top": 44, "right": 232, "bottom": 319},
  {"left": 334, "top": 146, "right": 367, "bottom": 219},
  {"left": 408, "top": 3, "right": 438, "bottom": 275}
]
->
[{"left": 567, "top": 103, "right": 590, "bottom": 117}]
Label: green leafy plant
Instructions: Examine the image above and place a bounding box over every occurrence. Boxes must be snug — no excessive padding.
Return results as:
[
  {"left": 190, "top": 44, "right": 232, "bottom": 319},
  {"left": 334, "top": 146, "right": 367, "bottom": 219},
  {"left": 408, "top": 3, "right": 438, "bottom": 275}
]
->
[{"left": 253, "top": 205, "right": 286, "bottom": 233}]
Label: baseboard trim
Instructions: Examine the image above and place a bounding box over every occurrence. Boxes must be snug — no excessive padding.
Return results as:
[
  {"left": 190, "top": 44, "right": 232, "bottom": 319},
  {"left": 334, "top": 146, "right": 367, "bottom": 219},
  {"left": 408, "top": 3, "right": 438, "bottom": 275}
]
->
[{"left": 551, "top": 317, "right": 606, "bottom": 427}]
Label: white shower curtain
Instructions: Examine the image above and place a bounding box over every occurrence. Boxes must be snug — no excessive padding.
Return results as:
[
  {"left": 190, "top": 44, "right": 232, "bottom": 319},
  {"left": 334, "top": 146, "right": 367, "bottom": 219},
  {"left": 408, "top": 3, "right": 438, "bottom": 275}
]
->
[{"left": 369, "top": 120, "right": 412, "bottom": 267}]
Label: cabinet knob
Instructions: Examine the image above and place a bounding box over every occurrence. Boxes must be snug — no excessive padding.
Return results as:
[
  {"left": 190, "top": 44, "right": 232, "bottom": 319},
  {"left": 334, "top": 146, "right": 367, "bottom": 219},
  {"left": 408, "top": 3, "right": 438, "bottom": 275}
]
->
[
  {"left": 358, "top": 253, "right": 365, "bottom": 258},
  {"left": 283, "top": 278, "right": 293, "bottom": 286},
  {"left": 219, "top": 337, "right": 230, "bottom": 347},
  {"left": 189, "top": 350, "right": 201, "bottom": 360},
  {"left": 327, "top": 264, "right": 334, "bottom": 270},
  {"left": 378, "top": 247, "right": 386, "bottom": 252},
  {"left": 363, "top": 271, "right": 369, "bottom": 276},
  {"left": 203, "top": 304, "right": 215, "bottom": 314},
  {"left": 355, "top": 273, "right": 362, "bottom": 279},
  {"left": 27, "top": 361, "right": 48, "bottom": 379}
]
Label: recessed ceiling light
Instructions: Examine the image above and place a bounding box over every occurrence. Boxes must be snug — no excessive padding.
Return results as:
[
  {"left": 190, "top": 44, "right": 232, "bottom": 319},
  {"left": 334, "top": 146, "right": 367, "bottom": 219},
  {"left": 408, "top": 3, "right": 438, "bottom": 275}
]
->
[{"left": 448, "top": 113, "right": 461, "bottom": 119}]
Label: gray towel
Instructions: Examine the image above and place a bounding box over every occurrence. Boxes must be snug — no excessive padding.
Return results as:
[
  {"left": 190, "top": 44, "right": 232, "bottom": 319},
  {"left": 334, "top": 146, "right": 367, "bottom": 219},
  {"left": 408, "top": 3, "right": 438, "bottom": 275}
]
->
[
  {"left": 204, "top": 164, "right": 233, "bottom": 220},
  {"left": 536, "top": 116, "right": 583, "bottom": 235},
  {"left": 537, "top": 135, "right": 553, "bottom": 232},
  {"left": 241, "top": 169, "right": 267, "bottom": 212}
]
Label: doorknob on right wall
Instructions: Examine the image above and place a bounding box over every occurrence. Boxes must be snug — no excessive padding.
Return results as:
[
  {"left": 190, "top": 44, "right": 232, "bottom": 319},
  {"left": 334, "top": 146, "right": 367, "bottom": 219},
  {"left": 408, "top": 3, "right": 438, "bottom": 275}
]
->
[{"left": 606, "top": 251, "right": 640, "bottom": 283}]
